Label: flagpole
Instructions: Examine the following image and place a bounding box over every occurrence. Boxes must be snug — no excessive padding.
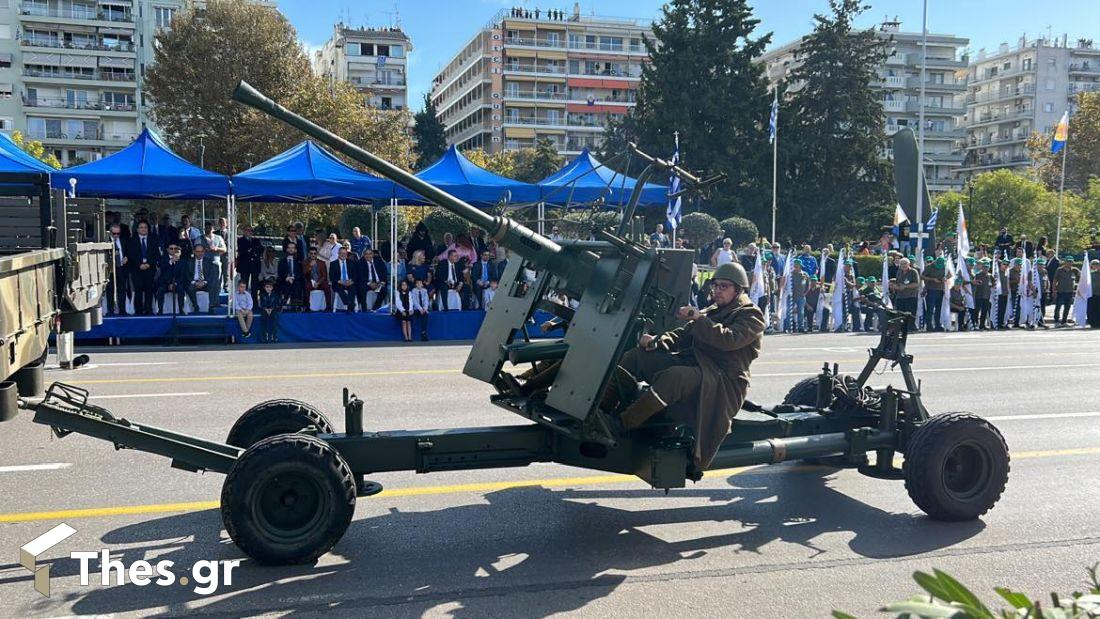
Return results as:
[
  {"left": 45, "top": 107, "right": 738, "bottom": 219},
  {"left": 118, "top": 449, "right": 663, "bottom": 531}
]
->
[
  {"left": 771, "top": 89, "right": 778, "bottom": 244},
  {"left": 1055, "top": 135, "right": 1068, "bottom": 254},
  {"left": 672, "top": 131, "right": 680, "bottom": 246}
]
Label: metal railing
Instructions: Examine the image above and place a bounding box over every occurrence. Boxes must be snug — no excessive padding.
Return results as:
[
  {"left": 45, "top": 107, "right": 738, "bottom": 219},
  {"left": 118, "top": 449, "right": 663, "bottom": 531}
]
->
[
  {"left": 972, "top": 108, "right": 1033, "bottom": 126},
  {"left": 503, "top": 35, "right": 645, "bottom": 53},
  {"left": 22, "top": 68, "right": 136, "bottom": 82},
  {"left": 25, "top": 129, "right": 138, "bottom": 142},
  {"left": 22, "top": 95, "right": 135, "bottom": 112},
  {"left": 1069, "top": 64, "right": 1100, "bottom": 74},
  {"left": 965, "top": 84, "right": 1035, "bottom": 104},
  {"left": 350, "top": 76, "right": 407, "bottom": 87},
  {"left": 504, "top": 63, "right": 567, "bottom": 75},
  {"left": 20, "top": 5, "right": 133, "bottom": 22},
  {"left": 20, "top": 38, "right": 135, "bottom": 52}
]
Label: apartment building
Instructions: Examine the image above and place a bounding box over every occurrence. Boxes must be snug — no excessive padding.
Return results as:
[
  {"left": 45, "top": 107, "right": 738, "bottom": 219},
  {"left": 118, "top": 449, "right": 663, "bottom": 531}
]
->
[
  {"left": 430, "top": 5, "right": 650, "bottom": 156},
  {"left": 960, "top": 35, "right": 1100, "bottom": 178},
  {"left": 760, "top": 19, "right": 969, "bottom": 192},
  {"left": 0, "top": 0, "right": 274, "bottom": 166},
  {"left": 312, "top": 23, "right": 412, "bottom": 111}
]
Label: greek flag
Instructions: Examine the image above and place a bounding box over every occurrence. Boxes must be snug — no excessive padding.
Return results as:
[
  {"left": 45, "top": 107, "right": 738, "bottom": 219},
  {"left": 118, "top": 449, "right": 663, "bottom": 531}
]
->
[
  {"left": 926, "top": 208, "right": 939, "bottom": 230},
  {"left": 768, "top": 95, "right": 778, "bottom": 145},
  {"left": 666, "top": 146, "right": 682, "bottom": 231}
]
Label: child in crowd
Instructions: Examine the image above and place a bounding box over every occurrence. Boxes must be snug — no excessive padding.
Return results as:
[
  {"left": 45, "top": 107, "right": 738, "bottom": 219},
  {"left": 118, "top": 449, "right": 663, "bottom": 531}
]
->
[
  {"left": 233, "top": 280, "right": 254, "bottom": 340},
  {"left": 483, "top": 280, "right": 498, "bottom": 310},
  {"left": 392, "top": 280, "right": 415, "bottom": 342},
  {"left": 411, "top": 278, "right": 430, "bottom": 341},
  {"left": 258, "top": 280, "right": 282, "bottom": 343}
]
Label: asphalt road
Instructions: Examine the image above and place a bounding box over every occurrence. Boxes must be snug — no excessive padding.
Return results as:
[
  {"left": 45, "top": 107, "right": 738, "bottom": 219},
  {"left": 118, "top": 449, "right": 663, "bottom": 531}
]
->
[{"left": 1, "top": 329, "right": 1099, "bottom": 618}]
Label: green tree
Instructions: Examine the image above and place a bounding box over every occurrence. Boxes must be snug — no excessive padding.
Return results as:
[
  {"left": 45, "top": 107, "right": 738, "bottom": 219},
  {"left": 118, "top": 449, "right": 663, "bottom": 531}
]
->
[
  {"left": 776, "top": 0, "right": 893, "bottom": 245},
  {"left": 1028, "top": 91, "right": 1100, "bottom": 194},
  {"left": 462, "top": 148, "right": 520, "bottom": 179},
  {"left": 679, "top": 211, "right": 722, "bottom": 248},
  {"left": 513, "top": 138, "right": 564, "bottom": 183},
  {"left": 719, "top": 216, "right": 759, "bottom": 248},
  {"left": 609, "top": 0, "right": 772, "bottom": 223},
  {"left": 145, "top": 0, "right": 413, "bottom": 176},
  {"left": 10, "top": 130, "right": 61, "bottom": 169},
  {"left": 413, "top": 94, "right": 447, "bottom": 167}
]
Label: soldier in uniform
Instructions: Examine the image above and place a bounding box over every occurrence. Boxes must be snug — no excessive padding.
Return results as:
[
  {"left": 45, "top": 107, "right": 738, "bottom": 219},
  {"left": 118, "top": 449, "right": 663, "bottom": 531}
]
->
[
  {"left": 858, "top": 276, "right": 883, "bottom": 331},
  {"left": 1053, "top": 256, "right": 1077, "bottom": 327},
  {"left": 972, "top": 258, "right": 992, "bottom": 330},
  {"left": 891, "top": 258, "right": 920, "bottom": 328},
  {"left": 1008, "top": 257, "right": 1023, "bottom": 328},
  {"left": 617, "top": 262, "right": 766, "bottom": 469},
  {"left": 1034, "top": 257, "right": 1049, "bottom": 329},
  {"left": 922, "top": 254, "right": 949, "bottom": 331}
]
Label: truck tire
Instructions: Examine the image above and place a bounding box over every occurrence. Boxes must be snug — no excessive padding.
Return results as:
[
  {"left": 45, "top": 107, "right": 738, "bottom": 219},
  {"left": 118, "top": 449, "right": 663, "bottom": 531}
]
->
[
  {"left": 226, "top": 399, "right": 334, "bottom": 449},
  {"left": 904, "top": 412, "right": 1009, "bottom": 521},
  {"left": 782, "top": 377, "right": 820, "bottom": 406},
  {"left": 221, "top": 434, "right": 356, "bottom": 565},
  {"left": 13, "top": 361, "right": 45, "bottom": 397}
]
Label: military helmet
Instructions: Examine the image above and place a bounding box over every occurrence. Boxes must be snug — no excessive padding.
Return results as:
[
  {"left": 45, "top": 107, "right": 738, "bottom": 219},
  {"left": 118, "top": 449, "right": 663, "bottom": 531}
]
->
[{"left": 713, "top": 261, "right": 750, "bottom": 287}]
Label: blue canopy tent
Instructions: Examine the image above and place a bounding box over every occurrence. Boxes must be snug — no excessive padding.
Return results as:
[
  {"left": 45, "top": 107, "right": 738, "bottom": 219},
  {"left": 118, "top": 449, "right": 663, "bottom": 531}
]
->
[
  {"left": 410, "top": 145, "right": 540, "bottom": 207},
  {"left": 232, "top": 140, "right": 397, "bottom": 204},
  {"left": 538, "top": 148, "right": 668, "bottom": 208},
  {"left": 0, "top": 132, "right": 56, "bottom": 174},
  {"left": 51, "top": 128, "right": 229, "bottom": 199}
]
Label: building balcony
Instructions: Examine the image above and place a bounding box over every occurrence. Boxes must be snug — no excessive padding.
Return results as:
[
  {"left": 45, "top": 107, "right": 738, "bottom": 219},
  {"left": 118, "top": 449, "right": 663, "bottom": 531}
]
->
[
  {"left": 1069, "top": 83, "right": 1100, "bottom": 95},
  {"left": 957, "top": 156, "right": 1031, "bottom": 173},
  {"left": 905, "top": 101, "right": 965, "bottom": 115},
  {"left": 965, "top": 83, "right": 1035, "bottom": 105},
  {"left": 907, "top": 53, "right": 966, "bottom": 68},
  {"left": 882, "top": 99, "right": 905, "bottom": 112},
  {"left": 967, "top": 108, "right": 1033, "bottom": 128},
  {"left": 502, "top": 116, "right": 609, "bottom": 131},
  {"left": 23, "top": 95, "right": 136, "bottom": 114},
  {"left": 968, "top": 66, "right": 1034, "bottom": 86},
  {"left": 26, "top": 129, "right": 139, "bottom": 146},
  {"left": 503, "top": 63, "right": 567, "bottom": 76},
  {"left": 503, "top": 90, "right": 569, "bottom": 102},
  {"left": 1068, "top": 63, "right": 1100, "bottom": 75},
  {"left": 965, "top": 132, "right": 1031, "bottom": 149},
  {"left": 19, "top": 5, "right": 134, "bottom": 25},
  {"left": 349, "top": 76, "right": 407, "bottom": 89},
  {"left": 907, "top": 77, "right": 966, "bottom": 91},
  {"left": 22, "top": 69, "right": 136, "bottom": 85},
  {"left": 503, "top": 35, "right": 646, "bottom": 55},
  {"left": 20, "top": 38, "right": 136, "bottom": 54},
  {"left": 877, "top": 75, "right": 906, "bottom": 88},
  {"left": 927, "top": 178, "right": 965, "bottom": 192}
]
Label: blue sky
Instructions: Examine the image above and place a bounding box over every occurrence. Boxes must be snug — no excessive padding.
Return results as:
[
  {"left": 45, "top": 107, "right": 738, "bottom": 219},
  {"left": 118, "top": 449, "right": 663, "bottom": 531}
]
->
[{"left": 277, "top": 0, "right": 1100, "bottom": 112}]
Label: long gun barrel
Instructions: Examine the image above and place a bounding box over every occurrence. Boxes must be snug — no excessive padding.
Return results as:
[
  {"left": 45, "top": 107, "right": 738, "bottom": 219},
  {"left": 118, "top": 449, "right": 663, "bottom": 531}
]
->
[{"left": 232, "top": 81, "right": 570, "bottom": 273}]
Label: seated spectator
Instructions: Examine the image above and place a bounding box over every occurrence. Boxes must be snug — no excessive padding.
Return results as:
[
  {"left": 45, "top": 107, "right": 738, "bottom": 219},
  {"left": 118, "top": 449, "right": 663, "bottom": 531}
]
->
[
  {"left": 233, "top": 280, "right": 254, "bottom": 339},
  {"left": 303, "top": 247, "right": 332, "bottom": 312},
  {"left": 357, "top": 248, "right": 388, "bottom": 311},
  {"left": 156, "top": 243, "right": 189, "bottom": 315},
  {"left": 187, "top": 245, "right": 220, "bottom": 313},
  {"left": 278, "top": 243, "right": 304, "bottom": 306},
  {"left": 330, "top": 246, "right": 358, "bottom": 312},
  {"left": 258, "top": 246, "right": 278, "bottom": 287},
  {"left": 257, "top": 279, "right": 283, "bottom": 343},
  {"left": 470, "top": 249, "right": 496, "bottom": 309},
  {"left": 435, "top": 249, "right": 466, "bottom": 311},
  {"left": 453, "top": 233, "right": 478, "bottom": 264},
  {"left": 435, "top": 231, "right": 455, "bottom": 260},
  {"left": 392, "top": 280, "right": 416, "bottom": 342},
  {"left": 483, "top": 280, "right": 498, "bottom": 310},
  {"left": 406, "top": 249, "right": 431, "bottom": 286}
]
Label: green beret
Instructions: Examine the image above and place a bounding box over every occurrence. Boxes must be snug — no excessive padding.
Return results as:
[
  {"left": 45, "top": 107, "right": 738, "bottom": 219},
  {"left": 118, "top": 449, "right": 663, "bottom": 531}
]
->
[
  {"left": 1063, "top": 255, "right": 1074, "bottom": 261},
  {"left": 925, "top": 256, "right": 934, "bottom": 263},
  {"left": 856, "top": 276, "right": 866, "bottom": 283},
  {"left": 1036, "top": 258, "right": 1047, "bottom": 265},
  {"left": 979, "top": 257, "right": 992, "bottom": 264},
  {"left": 907, "top": 254, "right": 916, "bottom": 261},
  {"left": 867, "top": 276, "right": 878, "bottom": 282},
  {"left": 810, "top": 274, "right": 819, "bottom": 281},
  {"left": 966, "top": 257, "right": 977, "bottom": 265}
]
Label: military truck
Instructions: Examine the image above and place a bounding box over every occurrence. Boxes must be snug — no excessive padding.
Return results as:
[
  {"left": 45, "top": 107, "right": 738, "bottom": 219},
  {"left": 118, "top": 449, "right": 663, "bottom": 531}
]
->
[{"left": 0, "top": 169, "right": 112, "bottom": 420}]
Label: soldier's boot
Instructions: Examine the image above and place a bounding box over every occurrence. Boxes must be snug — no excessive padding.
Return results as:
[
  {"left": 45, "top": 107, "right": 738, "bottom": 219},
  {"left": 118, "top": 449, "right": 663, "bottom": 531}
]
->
[{"left": 619, "top": 389, "right": 668, "bottom": 431}]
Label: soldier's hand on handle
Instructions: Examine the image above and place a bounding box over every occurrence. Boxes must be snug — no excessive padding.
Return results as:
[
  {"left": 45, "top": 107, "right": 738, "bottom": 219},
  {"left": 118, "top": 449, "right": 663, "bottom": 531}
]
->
[
  {"left": 676, "top": 305, "right": 699, "bottom": 321},
  {"left": 639, "top": 333, "right": 657, "bottom": 351}
]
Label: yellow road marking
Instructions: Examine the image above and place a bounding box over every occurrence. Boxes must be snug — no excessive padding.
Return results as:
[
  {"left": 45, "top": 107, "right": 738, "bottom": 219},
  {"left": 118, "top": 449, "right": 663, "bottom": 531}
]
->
[{"left": 2, "top": 446, "right": 1099, "bottom": 524}]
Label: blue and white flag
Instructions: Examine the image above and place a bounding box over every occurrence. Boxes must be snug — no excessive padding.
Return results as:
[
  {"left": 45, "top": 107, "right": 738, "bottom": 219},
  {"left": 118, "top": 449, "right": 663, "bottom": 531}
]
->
[
  {"left": 926, "top": 208, "right": 939, "bottom": 230},
  {"left": 666, "top": 145, "right": 681, "bottom": 231},
  {"left": 768, "top": 94, "right": 778, "bottom": 145}
]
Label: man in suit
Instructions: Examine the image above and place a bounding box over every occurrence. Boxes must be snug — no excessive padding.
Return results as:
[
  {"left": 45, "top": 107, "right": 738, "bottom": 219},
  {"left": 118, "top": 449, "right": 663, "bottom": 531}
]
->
[
  {"left": 185, "top": 245, "right": 220, "bottom": 314},
  {"left": 106, "top": 224, "right": 130, "bottom": 315},
  {"left": 106, "top": 211, "right": 131, "bottom": 242},
  {"left": 495, "top": 249, "right": 510, "bottom": 282},
  {"left": 127, "top": 221, "right": 161, "bottom": 315},
  {"left": 283, "top": 225, "right": 308, "bottom": 261},
  {"left": 330, "top": 246, "right": 357, "bottom": 312},
  {"left": 356, "top": 248, "right": 388, "bottom": 311},
  {"left": 237, "top": 225, "right": 263, "bottom": 292},
  {"left": 470, "top": 249, "right": 496, "bottom": 310},
  {"left": 304, "top": 246, "right": 332, "bottom": 311},
  {"left": 156, "top": 243, "right": 189, "bottom": 315},
  {"left": 154, "top": 214, "right": 177, "bottom": 251},
  {"left": 179, "top": 215, "right": 202, "bottom": 249},
  {"left": 278, "top": 242, "right": 304, "bottom": 306},
  {"left": 434, "top": 249, "right": 466, "bottom": 311}
]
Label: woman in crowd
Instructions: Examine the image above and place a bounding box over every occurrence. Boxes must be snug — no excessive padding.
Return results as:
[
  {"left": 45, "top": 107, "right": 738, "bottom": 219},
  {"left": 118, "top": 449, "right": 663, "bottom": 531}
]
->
[
  {"left": 710, "top": 238, "right": 735, "bottom": 267},
  {"left": 319, "top": 233, "right": 340, "bottom": 264},
  {"left": 406, "top": 222, "right": 434, "bottom": 262},
  {"left": 435, "top": 232, "right": 455, "bottom": 260},
  {"left": 258, "top": 246, "right": 279, "bottom": 287},
  {"left": 453, "top": 233, "right": 478, "bottom": 264}
]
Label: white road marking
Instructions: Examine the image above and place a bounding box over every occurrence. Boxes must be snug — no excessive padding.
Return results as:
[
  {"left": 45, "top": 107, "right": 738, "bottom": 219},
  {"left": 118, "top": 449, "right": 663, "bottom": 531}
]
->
[
  {"left": 753, "top": 362, "right": 1100, "bottom": 378},
  {"left": 0, "top": 463, "right": 72, "bottom": 473},
  {"left": 92, "top": 362, "right": 179, "bottom": 367},
  {"left": 986, "top": 411, "right": 1100, "bottom": 422},
  {"left": 89, "top": 391, "right": 209, "bottom": 400}
]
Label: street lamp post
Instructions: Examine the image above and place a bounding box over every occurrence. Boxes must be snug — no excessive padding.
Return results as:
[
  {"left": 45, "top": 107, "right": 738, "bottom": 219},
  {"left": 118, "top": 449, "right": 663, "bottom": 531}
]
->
[{"left": 198, "top": 133, "right": 207, "bottom": 225}]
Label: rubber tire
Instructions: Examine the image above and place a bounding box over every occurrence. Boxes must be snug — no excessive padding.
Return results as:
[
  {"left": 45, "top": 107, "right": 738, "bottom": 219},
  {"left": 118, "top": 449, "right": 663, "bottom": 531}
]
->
[
  {"left": 904, "top": 412, "right": 1009, "bottom": 521},
  {"left": 782, "top": 377, "right": 820, "bottom": 406},
  {"left": 221, "top": 434, "right": 356, "bottom": 565},
  {"left": 226, "top": 399, "right": 334, "bottom": 449}
]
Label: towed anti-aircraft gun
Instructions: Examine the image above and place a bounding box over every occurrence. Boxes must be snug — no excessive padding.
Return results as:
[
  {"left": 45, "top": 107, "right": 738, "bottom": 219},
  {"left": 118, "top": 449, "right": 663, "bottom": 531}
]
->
[{"left": 4, "top": 83, "right": 1010, "bottom": 567}]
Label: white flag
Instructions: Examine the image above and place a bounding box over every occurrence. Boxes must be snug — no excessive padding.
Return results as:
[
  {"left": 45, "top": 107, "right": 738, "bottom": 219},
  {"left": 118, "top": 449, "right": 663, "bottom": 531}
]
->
[
  {"left": 778, "top": 250, "right": 794, "bottom": 331},
  {"left": 991, "top": 256, "right": 1001, "bottom": 327},
  {"left": 831, "top": 249, "right": 847, "bottom": 332},
  {"left": 1074, "top": 251, "right": 1091, "bottom": 327},
  {"left": 1018, "top": 257, "right": 1033, "bottom": 326},
  {"left": 940, "top": 256, "right": 956, "bottom": 330},
  {"left": 956, "top": 204, "right": 970, "bottom": 259},
  {"left": 881, "top": 252, "right": 892, "bottom": 309},
  {"left": 957, "top": 257, "right": 975, "bottom": 309},
  {"left": 1031, "top": 259, "right": 1043, "bottom": 324},
  {"left": 813, "top": 249, "right": 827, "bottom": 329}
]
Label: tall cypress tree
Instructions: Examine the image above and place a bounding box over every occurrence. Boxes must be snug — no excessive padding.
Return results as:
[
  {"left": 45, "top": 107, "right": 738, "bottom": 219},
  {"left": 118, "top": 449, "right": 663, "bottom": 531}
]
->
[
  {"left": 614, "top": 0, "right": 772, "bottom": 222},
  {"left": 413, "top": 93, "right": 447, "bottom": 167},
  {"left": 777, "top": 0, "right": 893, "bottom": 244}
]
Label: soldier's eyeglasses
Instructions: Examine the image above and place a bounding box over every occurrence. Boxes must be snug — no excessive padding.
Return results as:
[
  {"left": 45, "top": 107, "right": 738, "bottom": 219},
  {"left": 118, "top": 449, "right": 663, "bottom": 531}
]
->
[{"left": 712, "top": 282, "right": 736, "bottom": 291}]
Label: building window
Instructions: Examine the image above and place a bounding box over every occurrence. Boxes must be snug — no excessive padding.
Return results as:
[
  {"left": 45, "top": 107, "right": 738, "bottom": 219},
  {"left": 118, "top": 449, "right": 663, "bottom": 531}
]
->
[
  {"left": 154, "top": 6, "right": 177, "bottom": 29},
  {"left": 346, "top": 42, "right": 360, "bottom": 56},
  {"left": 1046, "top": 79, "right": 1055, "bottom": 90},
  {"left": 389, "top": 44, "right": 403, "bottom": 58},
  {"left": 1044, "top": 102, "right": 1054, "bottom": 112},
  {"left": 376, "top": 44, "right": 390, "bottom": 57},
  {"left": 1002, "top": 61, "right": 1011, "bottom": 70},
  {"left": 1023, "top": 58, "right": 1032, "bottom": 70},
  {"left": 0, "top": 54, "right": 10, "bottom": 69}
]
